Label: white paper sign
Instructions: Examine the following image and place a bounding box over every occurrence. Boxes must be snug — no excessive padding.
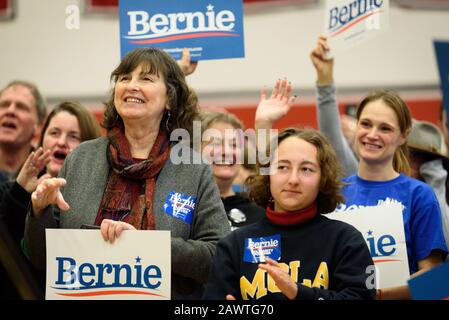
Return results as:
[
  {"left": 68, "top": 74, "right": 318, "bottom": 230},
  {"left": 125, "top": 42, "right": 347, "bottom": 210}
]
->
[
  {"left": 324, "top": 0, "right": 389, "bottom": 56},
  {"left": 327, "top": 202, "right": 409, "bottom": 289},
  {"left": 46, "top": 229, "right": 171, "bottom": 300}
]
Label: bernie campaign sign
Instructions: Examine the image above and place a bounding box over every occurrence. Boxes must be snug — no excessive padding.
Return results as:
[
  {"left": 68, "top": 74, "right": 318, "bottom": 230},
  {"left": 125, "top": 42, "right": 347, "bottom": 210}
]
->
[
  {"left": 327, "top": 201, "right": 409, "bottom": 289},
  {"left": 119, "top": 0, "right": 245, "bottom": 61},
  {"left": 434, "top": 41, "right": 449, "bottom": 130},
  {"left": 408, "top": 260, "right": 449, "bottom": 300},
  {"left": 324, "top": 0, "right": 389, "bottom": 56},
  {"left": 46, "top": 229, "right": 171, "bottom": 300}
]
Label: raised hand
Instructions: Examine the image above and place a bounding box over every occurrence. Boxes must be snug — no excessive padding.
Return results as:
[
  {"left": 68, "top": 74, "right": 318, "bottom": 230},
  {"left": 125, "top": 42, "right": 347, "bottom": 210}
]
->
[
  {"left": 310, "top": 35, "right": 334, "bottom": 86},
  {"left": 100, "top": 219, "right": 136, "bottom": 244},
  {"left": 255, "top": 78, "right": 296, "bottom": 129},
  {"left": 16, "top": 147, "right": 52, "bottom": 193},
  {"left": 177, "top": 48, "right": 198, "bottom": 76},
  {"left": 31, "top": 177, "right": 70, "bottom": 217},
  {"left": 258, "top": 257, "right": 298, "bottom": 300}
]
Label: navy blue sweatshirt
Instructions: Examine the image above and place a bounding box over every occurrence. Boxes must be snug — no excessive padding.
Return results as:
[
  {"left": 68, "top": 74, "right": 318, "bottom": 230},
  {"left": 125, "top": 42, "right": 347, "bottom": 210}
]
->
[{"left": 203, "top": 214, "right": 376, "bottom": 300}]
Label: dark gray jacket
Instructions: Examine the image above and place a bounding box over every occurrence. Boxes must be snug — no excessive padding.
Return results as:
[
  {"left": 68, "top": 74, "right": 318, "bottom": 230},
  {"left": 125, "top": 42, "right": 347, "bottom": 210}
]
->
[{"left": 25, "top": 137, "right": 230, "bottom": 299}]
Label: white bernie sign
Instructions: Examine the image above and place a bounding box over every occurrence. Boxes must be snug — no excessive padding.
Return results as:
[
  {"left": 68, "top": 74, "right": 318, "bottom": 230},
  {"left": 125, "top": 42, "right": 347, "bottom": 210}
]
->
[
  {"left": 324, "top": 0, "right": 389, "bottom": 57},
  {"left": 46, "top": 229, "right": 171, "bottom": 300},
  {"left": 327, "top": 202, "right": 409, "bottom": 289}
]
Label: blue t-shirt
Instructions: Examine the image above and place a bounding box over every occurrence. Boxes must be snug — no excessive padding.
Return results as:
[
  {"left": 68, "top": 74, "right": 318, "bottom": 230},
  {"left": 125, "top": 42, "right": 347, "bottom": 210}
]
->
[{"left": 337, "top": 174, "right": 448, "bottom": 274}]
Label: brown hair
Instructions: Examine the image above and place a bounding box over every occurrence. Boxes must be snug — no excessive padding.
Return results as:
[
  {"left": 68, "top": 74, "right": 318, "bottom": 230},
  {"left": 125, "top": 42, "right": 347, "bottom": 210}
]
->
[
  {"left": 199, "top": 111, "right": 244, "bottom": 133},
  {"left": 356, "top": 90, "right": 412, "bottom": 176},
  {"left": 103, "top": 48, "right": 198, "bottom": 135},
  {"left": 1, "top": 80, "right": 47, "bottom": 123},
  {"left": 38, "top": 101, "right": 101, "bottom": 147},
  {"left": 248, "top": 128, "right": 345, "bottom": 214}
]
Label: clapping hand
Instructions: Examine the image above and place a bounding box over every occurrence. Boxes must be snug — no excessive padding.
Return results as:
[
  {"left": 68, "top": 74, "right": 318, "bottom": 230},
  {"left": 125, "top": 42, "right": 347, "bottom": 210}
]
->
[
  {"left": 31, "top": 177, "right": 70, "bottom": 217},
  {"left": 258, "top": 257, "right": 298, "bottom": 300},
  {"left": 16, "top": 147, "right": 52, "bottom": 193}
]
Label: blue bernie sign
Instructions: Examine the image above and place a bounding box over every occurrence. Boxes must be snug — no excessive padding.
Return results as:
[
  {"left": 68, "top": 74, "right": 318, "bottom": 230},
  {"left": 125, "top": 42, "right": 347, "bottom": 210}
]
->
[
  {"left": 119, "top": 0, "right": 245, "bottom": 61},
  {"left": 408, "top": 260, "right": 449, "bottom": 300},
  {"left": 434, "top": 41, "right": 449, "bottom": 130}
]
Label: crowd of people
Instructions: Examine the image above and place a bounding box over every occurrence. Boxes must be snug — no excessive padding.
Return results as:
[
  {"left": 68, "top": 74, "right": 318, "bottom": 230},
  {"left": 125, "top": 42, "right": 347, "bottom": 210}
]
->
[{"left": 0, "top": 37, "right": 448, "bottom": 300}]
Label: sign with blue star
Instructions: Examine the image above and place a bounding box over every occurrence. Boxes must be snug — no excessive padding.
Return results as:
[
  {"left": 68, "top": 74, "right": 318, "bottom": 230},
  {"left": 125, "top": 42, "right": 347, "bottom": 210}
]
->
[
  {"left": 45, "top": 229, "right": 171, "bottom": 300},
  {"left": 119, "top": 0, "right": 245, "bottom": 60}
]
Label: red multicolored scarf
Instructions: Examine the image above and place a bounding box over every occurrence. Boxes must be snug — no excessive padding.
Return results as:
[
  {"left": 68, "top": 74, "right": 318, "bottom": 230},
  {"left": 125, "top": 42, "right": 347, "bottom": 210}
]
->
[{"left": 95, "top": 122, "right": 170, "bottom": 229}]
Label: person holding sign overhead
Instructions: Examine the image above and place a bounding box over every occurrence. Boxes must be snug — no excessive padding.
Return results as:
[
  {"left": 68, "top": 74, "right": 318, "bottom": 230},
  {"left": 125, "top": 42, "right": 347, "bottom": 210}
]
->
[
  {"left": 253, "top": 37, "right": 448, "bottom": 299},
  {"left": 203, "top": 126, "right": 375, "bottom": 300},
  {"left": 25, "top": 48, "right": 230, "bottom": 299},
  {"left": 308, "top": 36, "right": 448, "bottom": 299}
]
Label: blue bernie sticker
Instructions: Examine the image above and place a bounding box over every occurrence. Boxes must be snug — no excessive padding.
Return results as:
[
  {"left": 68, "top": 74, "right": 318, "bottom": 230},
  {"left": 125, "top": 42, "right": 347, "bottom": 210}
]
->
[
  {"left": 163, "top": 191, "right": 196, "bottom": 225},
  {"left": 243, "top": 234, "right": 281, "bottom": 264}
]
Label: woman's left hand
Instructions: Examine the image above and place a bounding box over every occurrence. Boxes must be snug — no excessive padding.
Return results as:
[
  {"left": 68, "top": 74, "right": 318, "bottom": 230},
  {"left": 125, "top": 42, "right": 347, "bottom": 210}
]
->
[
  {"left": 100, "top": 219, "right": 136, "bottom": 244},
  {"left": 258, "top": 257, "right": 298, "bottom": 300},
  {"left": 16, "top": 147, "right": 52, "bottom": 193}
]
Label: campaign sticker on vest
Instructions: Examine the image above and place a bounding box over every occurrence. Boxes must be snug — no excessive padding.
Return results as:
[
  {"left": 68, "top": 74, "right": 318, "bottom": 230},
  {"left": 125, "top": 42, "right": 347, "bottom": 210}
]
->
[
  {"left": 244, "top": 235, "right": 281, "bottom": 263},
  {"left": 164, "top": 191, "right": 196, "bottom": 225},
  {"left": 46, "top": 229, "right": 171, "bottom": 300},
  {"left": 119, "top": 0, "right": 245, "bottom": 61}
]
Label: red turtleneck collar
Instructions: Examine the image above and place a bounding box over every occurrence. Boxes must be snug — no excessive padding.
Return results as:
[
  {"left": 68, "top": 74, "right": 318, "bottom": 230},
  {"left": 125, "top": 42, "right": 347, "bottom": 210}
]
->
[{"left": 266, "top": 202, "right": 317, "bottom": 226}]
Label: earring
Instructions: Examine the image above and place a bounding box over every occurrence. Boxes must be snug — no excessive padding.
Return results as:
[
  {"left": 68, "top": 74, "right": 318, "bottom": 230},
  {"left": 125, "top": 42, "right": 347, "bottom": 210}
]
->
[{"left": 165, "top": 110, "right": 171, "bottom": 132}]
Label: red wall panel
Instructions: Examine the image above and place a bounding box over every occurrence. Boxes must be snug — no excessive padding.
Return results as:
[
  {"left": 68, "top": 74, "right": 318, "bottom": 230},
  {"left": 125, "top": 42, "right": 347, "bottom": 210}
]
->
[
  {"left": 85, "top": 0, "right": 297, "bottom": 9},
  {"left": 87, "top": 0, "right": 117, "bottom": 7},
  {"left": 0, "top": 0, "right": 10, "bottom": 10},
  {"left": 91, "top": 98, "right": 442, "bottom": 133},
  {"left": 0, "top": 0, "right": 13, "bottom": 19}
]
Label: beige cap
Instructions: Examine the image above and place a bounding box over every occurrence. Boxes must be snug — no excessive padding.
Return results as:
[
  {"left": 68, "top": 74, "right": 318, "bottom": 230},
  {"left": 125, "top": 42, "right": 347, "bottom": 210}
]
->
[{"left": 407, "top": 119, "right": 449, "bottom": 161}]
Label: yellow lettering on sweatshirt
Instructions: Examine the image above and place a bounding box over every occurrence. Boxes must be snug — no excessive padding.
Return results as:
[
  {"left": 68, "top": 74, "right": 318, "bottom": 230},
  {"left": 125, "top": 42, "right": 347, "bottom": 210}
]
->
[{"left": 240, "top": 261, "right": 329, "bottom": 299}]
